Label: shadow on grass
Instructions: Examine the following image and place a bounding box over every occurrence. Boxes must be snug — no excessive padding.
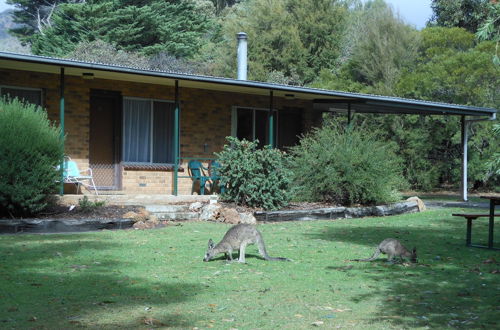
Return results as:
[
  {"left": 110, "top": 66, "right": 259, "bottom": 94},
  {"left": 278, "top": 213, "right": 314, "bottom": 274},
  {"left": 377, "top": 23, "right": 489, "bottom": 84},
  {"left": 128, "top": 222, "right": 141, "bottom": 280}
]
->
[
  {"left": 0, "top": 234, "right": 203, "bottom": 328},
  {"left": 204, "top": 253, "right": 269, "bottom": 263},
  {"left": 306, "top": 214, "right": 499, "bottom": 328}
]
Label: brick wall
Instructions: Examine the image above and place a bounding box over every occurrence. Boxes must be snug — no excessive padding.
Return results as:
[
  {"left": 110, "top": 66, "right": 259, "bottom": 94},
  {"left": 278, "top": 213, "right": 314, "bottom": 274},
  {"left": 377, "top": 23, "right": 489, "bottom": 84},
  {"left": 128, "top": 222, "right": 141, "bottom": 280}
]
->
[{"left": 1, "top": 68, "right": 320, "bottom": 194}]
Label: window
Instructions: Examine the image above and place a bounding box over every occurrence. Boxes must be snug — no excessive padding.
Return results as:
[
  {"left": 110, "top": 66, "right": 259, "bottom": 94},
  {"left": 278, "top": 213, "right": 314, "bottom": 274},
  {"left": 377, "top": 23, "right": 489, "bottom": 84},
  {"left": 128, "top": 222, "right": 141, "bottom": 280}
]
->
[
  {"left": 0, "top": 86, "right": 42, "bottom": 106},
  {"left": 233, "top": 107, "right": 277, "bottom": 149},
  {"left": 232, "top": 106, "right": 304, "bottom": 150},
  {"left": 122, "top": 98, "right": 175, "bottom": 164}
]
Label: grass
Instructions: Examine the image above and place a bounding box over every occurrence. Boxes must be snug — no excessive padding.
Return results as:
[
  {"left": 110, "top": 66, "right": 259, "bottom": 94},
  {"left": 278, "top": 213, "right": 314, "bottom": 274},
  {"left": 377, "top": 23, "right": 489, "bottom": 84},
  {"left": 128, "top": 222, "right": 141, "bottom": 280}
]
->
[{"left": 0, "top": 208, "right": 499, "bottom": 329}]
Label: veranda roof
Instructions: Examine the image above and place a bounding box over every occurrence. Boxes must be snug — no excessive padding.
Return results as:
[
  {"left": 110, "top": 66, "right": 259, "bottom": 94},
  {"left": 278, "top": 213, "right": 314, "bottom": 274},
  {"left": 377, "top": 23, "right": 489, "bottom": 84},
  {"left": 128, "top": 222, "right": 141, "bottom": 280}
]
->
[{"left": 0, "top": 51, "right": 496, "bottom": 118}]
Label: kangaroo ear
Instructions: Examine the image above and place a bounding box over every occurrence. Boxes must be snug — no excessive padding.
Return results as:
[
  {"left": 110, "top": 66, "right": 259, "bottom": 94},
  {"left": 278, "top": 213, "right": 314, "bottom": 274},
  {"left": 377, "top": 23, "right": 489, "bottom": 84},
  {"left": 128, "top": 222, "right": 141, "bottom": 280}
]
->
[{"left": 208, "top": 239, "right": 214, "bottom": 249}]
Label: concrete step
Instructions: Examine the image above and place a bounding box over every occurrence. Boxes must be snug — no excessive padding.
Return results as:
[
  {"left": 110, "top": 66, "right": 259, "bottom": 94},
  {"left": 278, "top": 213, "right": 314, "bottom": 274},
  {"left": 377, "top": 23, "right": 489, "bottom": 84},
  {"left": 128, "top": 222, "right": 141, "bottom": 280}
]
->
[
  {"left": 155, "top": 212, "right": 200, "bottom": 221},
  {"left": 58, "top": 194, "right": 216, "bottom": 206},
  {"left": 145, "top": 204, "right": 191, "bottom": 213}
]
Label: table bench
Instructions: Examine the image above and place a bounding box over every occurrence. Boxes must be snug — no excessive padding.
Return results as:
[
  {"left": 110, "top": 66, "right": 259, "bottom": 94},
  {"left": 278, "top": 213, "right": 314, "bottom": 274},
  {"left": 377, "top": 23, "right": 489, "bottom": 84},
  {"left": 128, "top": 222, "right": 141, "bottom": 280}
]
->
[{"left": 452, "top": 213, "right": 499, "bottom": 250}]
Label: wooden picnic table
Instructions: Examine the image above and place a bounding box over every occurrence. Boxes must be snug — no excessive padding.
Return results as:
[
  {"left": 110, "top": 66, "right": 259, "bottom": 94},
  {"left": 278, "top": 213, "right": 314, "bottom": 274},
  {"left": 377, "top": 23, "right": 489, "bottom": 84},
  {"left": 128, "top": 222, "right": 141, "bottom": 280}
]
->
[
  {"left": 452, "top": 195, "right": 499, "bottom": 250},
  {"left": 481, "top": 195, "right": 500, "bottom": 249}
]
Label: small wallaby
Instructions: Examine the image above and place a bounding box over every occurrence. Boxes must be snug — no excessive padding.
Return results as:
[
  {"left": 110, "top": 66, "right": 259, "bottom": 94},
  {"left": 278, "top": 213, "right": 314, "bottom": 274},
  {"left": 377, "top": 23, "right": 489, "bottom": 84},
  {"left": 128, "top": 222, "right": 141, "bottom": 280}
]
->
[
  {"left": 352, "top": 238, "right": 417, "bottom": 263},
  {"left": 203, "top": 224, "right": 290, "bottom": 263}
]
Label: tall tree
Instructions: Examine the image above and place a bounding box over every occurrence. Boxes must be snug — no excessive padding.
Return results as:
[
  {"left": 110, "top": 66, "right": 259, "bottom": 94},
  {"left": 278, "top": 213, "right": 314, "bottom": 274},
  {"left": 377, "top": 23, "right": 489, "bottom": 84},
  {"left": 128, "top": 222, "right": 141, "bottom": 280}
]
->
[
  {"left": 475, "top": 1, "right": 500, "bottom": 65},
  {"left": 10, "top": 0, "right": 213, "bottom": 58},
  {"left": 316, "top": 0, "right": 419, "bottom": 95},
  {"left": 429, "top": 0, "right": 492, "bottom": 33},
  {"left": 206, "top": 0, "right": 349, "bottom": 83},
  {"left": 6, "top": 0, "right": 74, "bottom": 43}
]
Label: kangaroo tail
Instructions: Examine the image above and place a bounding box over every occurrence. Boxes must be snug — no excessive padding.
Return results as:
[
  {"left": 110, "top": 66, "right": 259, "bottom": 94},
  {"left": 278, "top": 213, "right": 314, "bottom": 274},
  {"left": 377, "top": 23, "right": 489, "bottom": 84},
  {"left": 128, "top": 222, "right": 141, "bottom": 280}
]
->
[
  {"left": 351, "top": 249, "right": 381, "bottom": 262},
  {"left": 256, "top": 233, "right": 291, "bottom": 262}
]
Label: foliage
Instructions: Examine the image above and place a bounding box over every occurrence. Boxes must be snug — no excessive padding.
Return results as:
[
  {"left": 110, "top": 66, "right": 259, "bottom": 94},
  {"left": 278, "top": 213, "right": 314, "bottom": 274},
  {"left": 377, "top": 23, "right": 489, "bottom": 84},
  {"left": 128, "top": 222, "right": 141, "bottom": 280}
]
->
[
  {"left": 475, "top": 1, "right": 500, "bottom": 65},
  {"left": 484, "top": 123, "right": 500, "bottom": 186},
  {"left": 0, "top": 97, "right": 63, "bottom": 217},
  {"left": 288, "top": 121, "right": 406, "bottom": 206},
  {"left": 19, "top": 0, "right": 212, "bottom": 58},
  {"left": 78, "top": 195, "right": 105, "bottom": 213},
  {"left": 67, "top": 39, "right": 209, "bottom": 74},
  {"left": 68, "top": 39, "right": 150, "bottom": 68},
  {"left": 215, "top": 136, "right": 291, "bottom": 210},
  {"left": 342, "top": 0, "right": 419, "bottom": 95},
  {"left": 6, "top": 0, "right": 73, "bottom": 43},
  {"left": 395, "top": 30, "right": 500, "bottom": 189},
  {"left": 207, "top": 0, "right": 349, "bottom": 83},
  {"left": 314, "top": 24, "right": 499, "bottom": 191},
  {"left": 429, "top": 0, "right": 492, "bottom": 33}
]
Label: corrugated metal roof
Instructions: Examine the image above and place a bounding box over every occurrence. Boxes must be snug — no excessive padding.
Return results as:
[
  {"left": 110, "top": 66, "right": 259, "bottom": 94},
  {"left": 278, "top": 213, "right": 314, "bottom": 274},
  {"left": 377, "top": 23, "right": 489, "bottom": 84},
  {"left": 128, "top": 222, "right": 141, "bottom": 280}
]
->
[{"left": 0, "top": 51, "right": 497, "bottom": 117}]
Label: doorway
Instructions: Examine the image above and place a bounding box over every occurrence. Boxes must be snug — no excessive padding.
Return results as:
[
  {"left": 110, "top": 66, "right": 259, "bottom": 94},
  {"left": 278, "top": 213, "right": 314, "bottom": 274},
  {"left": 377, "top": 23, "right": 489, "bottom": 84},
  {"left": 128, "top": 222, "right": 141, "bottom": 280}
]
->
[{"left": 89, "top": 90, "right": 122, "bottom": 190}]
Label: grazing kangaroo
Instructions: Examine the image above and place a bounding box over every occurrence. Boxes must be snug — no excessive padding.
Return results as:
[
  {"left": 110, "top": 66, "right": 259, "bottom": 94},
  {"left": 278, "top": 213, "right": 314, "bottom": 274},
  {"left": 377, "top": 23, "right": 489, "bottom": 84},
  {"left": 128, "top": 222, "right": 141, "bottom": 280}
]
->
[
  {"left": 203, "top": 224, "right": 290, "bottom": 263},
  {"left": 352, "top": 238, "right": 417, "bottom": 263}
]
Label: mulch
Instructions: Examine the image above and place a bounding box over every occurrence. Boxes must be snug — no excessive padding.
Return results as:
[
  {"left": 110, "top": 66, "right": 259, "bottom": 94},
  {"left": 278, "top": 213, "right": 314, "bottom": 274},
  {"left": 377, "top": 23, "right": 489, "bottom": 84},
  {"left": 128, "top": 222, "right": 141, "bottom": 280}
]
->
[
  {"left": 4, "top": 201, "right": 340, "bottom": 221},
  {"left": 4, "top": 204, "right": 144, "bottom": 220}
]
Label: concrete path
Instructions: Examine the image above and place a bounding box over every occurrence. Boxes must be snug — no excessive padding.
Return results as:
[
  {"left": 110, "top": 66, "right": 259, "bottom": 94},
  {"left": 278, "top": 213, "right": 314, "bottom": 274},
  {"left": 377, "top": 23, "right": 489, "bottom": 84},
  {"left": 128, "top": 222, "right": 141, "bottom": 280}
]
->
[{"left": 423, "top": 200, "right": 489, "bottom": 209}]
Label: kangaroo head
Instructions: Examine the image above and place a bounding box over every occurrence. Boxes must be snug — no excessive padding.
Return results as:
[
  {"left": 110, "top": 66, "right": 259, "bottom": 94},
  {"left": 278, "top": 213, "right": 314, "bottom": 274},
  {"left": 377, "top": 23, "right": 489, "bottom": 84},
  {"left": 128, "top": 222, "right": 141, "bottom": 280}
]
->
[
  {"left": 410, "top": 247, "right": 417, "bottom": 263},
  {"left": 203, "top": 239, "right": 216, "bottom": 262}
]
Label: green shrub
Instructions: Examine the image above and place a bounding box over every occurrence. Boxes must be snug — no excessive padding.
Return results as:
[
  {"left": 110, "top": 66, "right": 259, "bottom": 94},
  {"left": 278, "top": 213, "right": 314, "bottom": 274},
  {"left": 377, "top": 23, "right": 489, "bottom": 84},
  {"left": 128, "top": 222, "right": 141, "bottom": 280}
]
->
[
  {"left": 78, "top": 196, "right": 106, "bottom": 213},
  {"left": 288, "top": 122, "right": 406, "bottom": 206},
  {"left": 216, "top": 137, "right": 292, "bottom": 210},
  {"left": 0, "top": 97, "right": 64, "bottom": 217}
]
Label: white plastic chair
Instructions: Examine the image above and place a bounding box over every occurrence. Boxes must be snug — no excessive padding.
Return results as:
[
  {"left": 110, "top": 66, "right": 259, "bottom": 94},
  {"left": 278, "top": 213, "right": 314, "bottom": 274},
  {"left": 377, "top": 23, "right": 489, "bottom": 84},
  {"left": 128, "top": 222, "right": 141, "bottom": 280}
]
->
[{"left": 62, "top": 157, "right": 99, "bottom": 195}]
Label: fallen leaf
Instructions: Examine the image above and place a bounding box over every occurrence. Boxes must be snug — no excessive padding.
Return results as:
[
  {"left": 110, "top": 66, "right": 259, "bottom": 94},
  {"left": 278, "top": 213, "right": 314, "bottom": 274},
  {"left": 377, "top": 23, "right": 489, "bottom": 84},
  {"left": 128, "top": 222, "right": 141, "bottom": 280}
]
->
[
  {"left": 295, "top": 314, "right": 304, "bottom": 318},
  {"left": 28, "top": 316, "right": 37, "bottom": 322},
  {"left": 312, "top": 321, "right": 324, "bottom": 326},
  {"left": 332, "top": 308, "right": 351, "bottom": 312}
]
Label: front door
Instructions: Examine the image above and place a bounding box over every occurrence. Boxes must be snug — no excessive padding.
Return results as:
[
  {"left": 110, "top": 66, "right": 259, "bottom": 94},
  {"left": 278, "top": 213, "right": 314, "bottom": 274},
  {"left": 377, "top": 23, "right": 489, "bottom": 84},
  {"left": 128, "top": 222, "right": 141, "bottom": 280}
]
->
[{"left": 89, "top": 90, "right": 121, "bottom": 190}]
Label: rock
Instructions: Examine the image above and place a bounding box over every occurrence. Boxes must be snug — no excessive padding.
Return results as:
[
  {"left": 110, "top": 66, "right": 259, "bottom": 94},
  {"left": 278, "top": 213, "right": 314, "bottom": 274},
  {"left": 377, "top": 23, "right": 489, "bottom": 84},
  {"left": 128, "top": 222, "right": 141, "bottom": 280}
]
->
[
  {"left": 123, "top": 208, "right": 150, "bottom": 222},
  {"left": 137, "top": 208, "right": 151, "bottom": 221},
  {"left": 406, "top": 196, "right": 426, "bottom": 212},
  {"left": 148, "top": 214, "right": 159, "bottom": 223},
  {"left": 200, "top": 203, "right": 221, "bottom": 221},
  {"left": 239, "top": 212, "right": 256, "bottom": 224},
  {"left": 146, "top": 215, "right": 159, "bottom": 227},
  {"left": 219, "top": 207, "right": 240, "bottom": 224},
  {"left": 189, "top": 202, "right": 203, "bottom": 212},
  {"left": 133, "top": 221, "right": 147, "bottom": 229},
  {"left": 123, "top": 211, "right": 138, "bottom": 219}
]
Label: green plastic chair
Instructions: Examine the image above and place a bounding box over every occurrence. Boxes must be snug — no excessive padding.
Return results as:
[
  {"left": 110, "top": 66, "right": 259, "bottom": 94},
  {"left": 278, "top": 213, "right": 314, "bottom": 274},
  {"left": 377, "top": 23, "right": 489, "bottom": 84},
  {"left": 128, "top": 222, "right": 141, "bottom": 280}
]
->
[
  {"left": 188, "top": 160, "right": 211, "bottom": 195},
  {"left": 208, "top": 160, "right": 225, "bottom": 194}
]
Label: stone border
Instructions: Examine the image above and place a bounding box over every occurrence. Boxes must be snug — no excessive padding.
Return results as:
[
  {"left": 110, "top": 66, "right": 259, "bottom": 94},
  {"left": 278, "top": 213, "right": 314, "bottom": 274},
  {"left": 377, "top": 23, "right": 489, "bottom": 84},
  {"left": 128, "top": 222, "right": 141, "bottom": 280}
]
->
[
  {"left": 0, "top": 218, "right": 134, "bottom": 234},
  {"left": 254, "top": 201, "right": 419, "bottom": 222}
]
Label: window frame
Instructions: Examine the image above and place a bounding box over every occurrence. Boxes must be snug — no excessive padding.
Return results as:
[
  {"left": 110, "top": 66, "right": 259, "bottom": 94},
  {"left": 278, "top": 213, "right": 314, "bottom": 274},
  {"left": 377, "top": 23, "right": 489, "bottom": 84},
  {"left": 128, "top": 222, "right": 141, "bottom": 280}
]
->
[
  {"left": 231, "top": 106, "right": 279, "bottom": 146},
  {"left": 122, "top": 96, "right": 176, "bottom": 166},
  {"left": 0, "top": 85, "right": 44, "bottom": 106}
]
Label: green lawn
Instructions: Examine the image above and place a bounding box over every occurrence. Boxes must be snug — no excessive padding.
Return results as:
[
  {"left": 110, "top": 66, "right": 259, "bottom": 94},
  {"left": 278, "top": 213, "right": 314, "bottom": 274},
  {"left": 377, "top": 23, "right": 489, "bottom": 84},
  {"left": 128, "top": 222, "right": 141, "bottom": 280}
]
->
[{"left": 0, "top": 208, "right": 498, "bottom": 329}]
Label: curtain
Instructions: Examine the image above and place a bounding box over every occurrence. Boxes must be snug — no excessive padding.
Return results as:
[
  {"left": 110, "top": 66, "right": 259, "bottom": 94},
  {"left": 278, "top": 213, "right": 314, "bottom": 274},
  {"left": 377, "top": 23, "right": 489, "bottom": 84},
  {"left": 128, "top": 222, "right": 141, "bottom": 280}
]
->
[
  {"left": 153, "top": 101, "right": 175, "bottom": 163},
  {"left": 123, "top": 99, "right": 151, "bottom": 162}
]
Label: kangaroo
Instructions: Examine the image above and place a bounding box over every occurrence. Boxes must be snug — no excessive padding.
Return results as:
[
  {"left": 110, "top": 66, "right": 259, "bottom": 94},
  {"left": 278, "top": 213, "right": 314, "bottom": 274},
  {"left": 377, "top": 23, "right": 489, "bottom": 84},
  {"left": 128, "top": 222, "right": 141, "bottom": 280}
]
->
[
  {"left": 203, "top": 224, "right": 290, "bottom": 263},
  {"left": 352, "top": 238, "right": 417, "bottom": 263}
]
